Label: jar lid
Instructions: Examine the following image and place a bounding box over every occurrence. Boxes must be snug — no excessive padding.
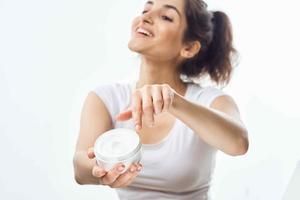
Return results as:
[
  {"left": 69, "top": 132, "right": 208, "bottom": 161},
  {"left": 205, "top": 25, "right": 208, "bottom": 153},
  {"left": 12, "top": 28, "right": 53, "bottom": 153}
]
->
[{"left": 94, "top": 128, "right": 141, "bottom": 162}]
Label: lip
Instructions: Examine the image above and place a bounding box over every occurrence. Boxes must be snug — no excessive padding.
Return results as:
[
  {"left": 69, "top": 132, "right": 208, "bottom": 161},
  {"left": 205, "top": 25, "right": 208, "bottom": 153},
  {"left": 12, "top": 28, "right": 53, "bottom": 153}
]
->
[
  {"left": 134, "top": 31, "right": 151, "bottom": 38},
  {"left": 135, "top": 26, "right": 154, "bottom": 37}
]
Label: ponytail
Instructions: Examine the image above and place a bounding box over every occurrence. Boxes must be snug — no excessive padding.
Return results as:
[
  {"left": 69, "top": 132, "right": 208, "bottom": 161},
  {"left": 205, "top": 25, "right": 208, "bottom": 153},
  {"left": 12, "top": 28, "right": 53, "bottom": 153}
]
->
[
  {"left": 180, "top": 0, "right": 237, "bottom": 86},
  {"left": 205, "top": 11, "right": 237, "bottom": 85}
]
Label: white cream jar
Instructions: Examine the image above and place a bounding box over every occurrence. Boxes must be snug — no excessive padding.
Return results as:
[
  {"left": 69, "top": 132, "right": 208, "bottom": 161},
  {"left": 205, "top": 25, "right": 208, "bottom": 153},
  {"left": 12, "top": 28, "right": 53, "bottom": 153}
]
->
[{"left": 94, "top": 128, "right": 142, "bottom": 173}]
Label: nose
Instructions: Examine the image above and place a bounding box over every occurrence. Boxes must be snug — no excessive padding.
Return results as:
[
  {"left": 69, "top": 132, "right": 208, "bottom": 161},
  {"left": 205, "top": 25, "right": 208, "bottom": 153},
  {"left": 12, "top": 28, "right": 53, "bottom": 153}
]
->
[{"left": 141, "top": 11, "right": 154, "bottom": 25}]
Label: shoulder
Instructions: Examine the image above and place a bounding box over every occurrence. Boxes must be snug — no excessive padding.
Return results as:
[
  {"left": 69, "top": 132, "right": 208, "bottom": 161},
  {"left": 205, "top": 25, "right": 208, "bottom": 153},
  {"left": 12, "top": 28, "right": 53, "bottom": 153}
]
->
[
  {"left": 91, "top": 81, "right": 135, "bottom": 123},
  {"left": 92, "top": 81, "right": 135, "bottom": 103},
  {"left": 190, "top": 84, "right": 241, "bottom": 120},
  {"left": 210, "top": 92, "right": 242, "bottom": 121},
  {"left": 93, "top": 81, "right": 133, "bottom": 96},
  {"left": 189, "top": 83, "right": 228, "bottom": 107}
]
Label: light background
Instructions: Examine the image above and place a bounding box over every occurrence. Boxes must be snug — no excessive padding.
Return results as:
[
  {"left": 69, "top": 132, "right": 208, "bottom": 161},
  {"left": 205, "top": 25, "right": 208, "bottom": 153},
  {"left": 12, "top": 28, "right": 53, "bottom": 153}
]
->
[{"left": 0, "top": 0, "right": 299, "bottom": 199}]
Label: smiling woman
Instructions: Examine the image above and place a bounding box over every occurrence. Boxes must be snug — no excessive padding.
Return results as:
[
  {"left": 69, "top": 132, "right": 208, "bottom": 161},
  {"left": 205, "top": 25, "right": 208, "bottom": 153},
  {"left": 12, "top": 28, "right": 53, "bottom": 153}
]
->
[{"left": 73, "top": 0, "right": 248, "bottom": 199}]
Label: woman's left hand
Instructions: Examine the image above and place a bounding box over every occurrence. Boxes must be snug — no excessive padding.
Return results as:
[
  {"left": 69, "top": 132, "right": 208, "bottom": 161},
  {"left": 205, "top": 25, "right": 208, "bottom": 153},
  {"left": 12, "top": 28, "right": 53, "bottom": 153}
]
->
[{"left": 115, "top": 84, "right": 176, "bottom": 131}]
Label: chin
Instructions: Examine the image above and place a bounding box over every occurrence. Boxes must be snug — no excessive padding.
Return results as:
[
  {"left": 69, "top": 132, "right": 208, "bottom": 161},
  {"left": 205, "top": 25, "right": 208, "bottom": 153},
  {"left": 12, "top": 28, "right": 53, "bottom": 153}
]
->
[
  {"left": 127, "top": 38, "right": 173, "bottom": 60},
  {"left": 128, "top": 39, "right": 147, "bottom": 54}
]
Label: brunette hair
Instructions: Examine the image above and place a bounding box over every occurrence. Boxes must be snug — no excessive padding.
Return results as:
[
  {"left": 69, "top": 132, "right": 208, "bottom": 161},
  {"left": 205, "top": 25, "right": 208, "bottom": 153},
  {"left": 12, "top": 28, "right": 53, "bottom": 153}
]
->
[{"left": 179, "top": 0, "right": 238, "bottom": 86}]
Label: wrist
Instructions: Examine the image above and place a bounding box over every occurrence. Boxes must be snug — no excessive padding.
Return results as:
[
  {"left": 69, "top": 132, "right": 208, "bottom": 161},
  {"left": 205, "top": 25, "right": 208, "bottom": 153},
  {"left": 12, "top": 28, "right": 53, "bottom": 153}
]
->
[{"left": 169, "top": 92, "right": 184, "bottom": 115}]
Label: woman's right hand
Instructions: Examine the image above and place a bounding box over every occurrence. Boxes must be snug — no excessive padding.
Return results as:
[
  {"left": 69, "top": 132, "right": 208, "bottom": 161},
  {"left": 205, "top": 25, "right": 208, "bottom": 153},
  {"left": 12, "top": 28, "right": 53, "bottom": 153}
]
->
[{"left": 87, "top": 147, "right": 143, "bottom": 188}]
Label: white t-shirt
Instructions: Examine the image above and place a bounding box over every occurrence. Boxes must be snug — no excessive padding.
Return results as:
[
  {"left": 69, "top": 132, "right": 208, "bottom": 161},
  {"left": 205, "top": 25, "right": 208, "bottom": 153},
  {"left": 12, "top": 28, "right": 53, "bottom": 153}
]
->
[{"left": 92, "top": 80, "right": 227, "bottom": 200}]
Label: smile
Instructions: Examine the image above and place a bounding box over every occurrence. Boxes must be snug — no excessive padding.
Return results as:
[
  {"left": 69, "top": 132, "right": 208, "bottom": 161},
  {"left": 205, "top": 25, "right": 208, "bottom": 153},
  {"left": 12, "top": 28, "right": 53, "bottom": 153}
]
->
[{"left": 136, "top": 27, "right": 154, "bottom": 37}]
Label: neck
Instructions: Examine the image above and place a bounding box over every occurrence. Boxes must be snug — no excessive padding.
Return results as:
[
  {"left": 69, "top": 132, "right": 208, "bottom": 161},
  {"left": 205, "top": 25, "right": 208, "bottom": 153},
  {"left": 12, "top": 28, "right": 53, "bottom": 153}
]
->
[{"left": 136, "top": 56, "right": 188, "bottom": 96}]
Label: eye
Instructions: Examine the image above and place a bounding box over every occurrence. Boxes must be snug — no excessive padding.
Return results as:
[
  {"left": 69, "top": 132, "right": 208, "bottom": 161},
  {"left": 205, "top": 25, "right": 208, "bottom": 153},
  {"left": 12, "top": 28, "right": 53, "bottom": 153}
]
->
[
  {"left": 142, "top": 10, "right": 148, "bottom": 14},
  {"left": 162, "top": 15, "right": 173, "bottom": 22}
]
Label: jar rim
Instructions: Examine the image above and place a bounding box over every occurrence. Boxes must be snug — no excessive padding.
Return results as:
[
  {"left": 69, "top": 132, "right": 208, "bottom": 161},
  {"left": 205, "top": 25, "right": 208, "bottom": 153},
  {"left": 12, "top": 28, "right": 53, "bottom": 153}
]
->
[{"left": 94, "top": 128, "right": 141, "bottom": 162}]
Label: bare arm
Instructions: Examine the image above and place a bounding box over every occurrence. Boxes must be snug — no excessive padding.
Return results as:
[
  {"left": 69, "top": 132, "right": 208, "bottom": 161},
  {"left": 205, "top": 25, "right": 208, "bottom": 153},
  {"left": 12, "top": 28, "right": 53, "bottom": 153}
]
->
[
  {"left": 169, "top": 93, "right": 249, "bottom": 156},
  {"left": 73, "top": 91, "right": 113, "bottom": 185},
  {"left": 73, "top": 91, "right": 142, "bottom": 186}
]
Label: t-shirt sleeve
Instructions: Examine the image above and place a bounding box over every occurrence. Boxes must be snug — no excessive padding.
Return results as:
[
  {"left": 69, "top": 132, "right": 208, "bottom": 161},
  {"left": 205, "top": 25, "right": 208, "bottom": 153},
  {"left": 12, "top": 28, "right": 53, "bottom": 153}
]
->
[
  {"left": 91, "top": 82, "right": 132, "bottom": 127},
  {"left": 91, "top": 83, "right": 120, "bottom": 126},
  {"left": 201, "top": 86, "right": 228, "bottom": 107}
]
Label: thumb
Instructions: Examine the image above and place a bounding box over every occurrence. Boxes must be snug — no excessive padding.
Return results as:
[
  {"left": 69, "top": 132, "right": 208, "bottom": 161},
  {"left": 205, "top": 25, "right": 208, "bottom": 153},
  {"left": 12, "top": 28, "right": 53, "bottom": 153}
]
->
[
  {"left": 87, "top": 147, "right": 95, "bottom": 159},
  {"left": 115, "top": 107, "right": 132, "bottom": 121}
]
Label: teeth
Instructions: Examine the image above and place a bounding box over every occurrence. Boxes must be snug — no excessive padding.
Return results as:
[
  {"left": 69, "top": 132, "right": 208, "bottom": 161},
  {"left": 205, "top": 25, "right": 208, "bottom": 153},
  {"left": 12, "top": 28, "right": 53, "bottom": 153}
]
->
[{"left": 137, "top": 27, "right": 153, "bottom": 37}]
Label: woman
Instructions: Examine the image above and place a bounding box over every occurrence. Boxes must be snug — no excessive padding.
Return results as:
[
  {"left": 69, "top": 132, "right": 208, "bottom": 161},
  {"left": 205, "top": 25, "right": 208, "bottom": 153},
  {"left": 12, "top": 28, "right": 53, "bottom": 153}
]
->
[{"left": 73, "top": 0, "right": 249, "bottom": 199}]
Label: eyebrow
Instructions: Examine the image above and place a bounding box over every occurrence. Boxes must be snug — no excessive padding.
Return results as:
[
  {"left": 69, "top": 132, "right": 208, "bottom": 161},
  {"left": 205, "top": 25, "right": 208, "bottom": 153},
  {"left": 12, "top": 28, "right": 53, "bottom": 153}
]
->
[{"left": 146, "top": 1, "right": 181, "bottom": 18}]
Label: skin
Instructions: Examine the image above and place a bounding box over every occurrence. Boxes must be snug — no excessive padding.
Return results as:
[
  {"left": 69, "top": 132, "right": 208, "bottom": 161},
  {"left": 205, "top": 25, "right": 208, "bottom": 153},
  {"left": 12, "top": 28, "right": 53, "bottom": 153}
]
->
[{"left": 73, "top": 0, "right": 248, "bottom": 188}]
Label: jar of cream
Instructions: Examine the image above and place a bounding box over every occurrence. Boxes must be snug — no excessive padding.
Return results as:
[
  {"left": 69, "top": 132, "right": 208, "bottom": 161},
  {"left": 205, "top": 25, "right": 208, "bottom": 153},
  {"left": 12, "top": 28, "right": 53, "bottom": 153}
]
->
[{"left": 94, "top": 128, "right": 142, "bottom": 174}]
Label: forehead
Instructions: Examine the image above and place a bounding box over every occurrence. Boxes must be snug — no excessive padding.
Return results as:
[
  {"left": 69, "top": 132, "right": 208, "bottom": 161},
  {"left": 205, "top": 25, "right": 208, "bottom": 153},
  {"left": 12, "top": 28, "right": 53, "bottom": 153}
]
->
[{"left": 144, "top": 0, "right": 185, "bottom": 12}]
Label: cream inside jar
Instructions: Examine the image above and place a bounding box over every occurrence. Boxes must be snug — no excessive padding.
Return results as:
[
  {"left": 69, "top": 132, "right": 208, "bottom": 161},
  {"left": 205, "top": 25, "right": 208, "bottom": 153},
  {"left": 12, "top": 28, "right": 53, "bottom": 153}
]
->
[{"left": 94, "top": 128, "right": 142, "bottom": 173}]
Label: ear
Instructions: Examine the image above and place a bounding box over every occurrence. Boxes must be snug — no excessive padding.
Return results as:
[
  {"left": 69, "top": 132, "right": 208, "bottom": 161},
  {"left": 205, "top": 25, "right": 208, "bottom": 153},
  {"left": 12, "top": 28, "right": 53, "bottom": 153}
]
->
[{"left": 180, "top": 41, "right": 201, "bottom": 59}]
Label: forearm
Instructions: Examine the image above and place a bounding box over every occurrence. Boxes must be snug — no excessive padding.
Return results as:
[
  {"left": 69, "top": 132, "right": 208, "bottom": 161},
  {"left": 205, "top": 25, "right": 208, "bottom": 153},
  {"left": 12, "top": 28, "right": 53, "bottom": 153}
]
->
[
  {"left": 169, "top": 93, "right": 248, "bottom": 156},
  {"left": 73, "top": 150, "right": 100, "bottom": 185}
]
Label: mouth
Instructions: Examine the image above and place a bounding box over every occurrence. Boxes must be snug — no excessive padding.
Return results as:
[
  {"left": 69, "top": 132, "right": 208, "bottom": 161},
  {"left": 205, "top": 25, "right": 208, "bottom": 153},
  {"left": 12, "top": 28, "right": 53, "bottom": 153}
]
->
[{"left": 135, "top": 27, "right": 154, "bottom": 37}]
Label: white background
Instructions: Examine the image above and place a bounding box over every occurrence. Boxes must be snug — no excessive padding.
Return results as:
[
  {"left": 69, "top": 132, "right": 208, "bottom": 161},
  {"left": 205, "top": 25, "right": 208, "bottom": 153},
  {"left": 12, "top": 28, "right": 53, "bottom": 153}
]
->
[{"left": 0, "top": 0, "right": 299, "bottom": 199}]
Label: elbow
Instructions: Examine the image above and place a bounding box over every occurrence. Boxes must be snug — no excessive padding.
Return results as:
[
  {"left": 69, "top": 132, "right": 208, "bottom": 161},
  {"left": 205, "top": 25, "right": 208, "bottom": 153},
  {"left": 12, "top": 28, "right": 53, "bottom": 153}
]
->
[
  {"left": 236, "top": 136, "right": 249, "bottom": 156},
  {"left": 73, "top": 155, "right": 84, "bottom": 185},
  {"left": 74, "top": 165, "right": 84, "bottom": 185},
  {"left": 229, "top": 131, "right": 249, "bottom": 156},
  {"left": 74, "top": 175, "right": 83, "bottom": 185}
]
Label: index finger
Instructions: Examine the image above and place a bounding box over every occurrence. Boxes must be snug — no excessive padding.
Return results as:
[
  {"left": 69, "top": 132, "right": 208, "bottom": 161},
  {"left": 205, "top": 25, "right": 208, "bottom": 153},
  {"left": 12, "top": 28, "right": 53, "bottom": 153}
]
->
[{"left": 132, "top": 90, "right": 142, "bottom": 131}]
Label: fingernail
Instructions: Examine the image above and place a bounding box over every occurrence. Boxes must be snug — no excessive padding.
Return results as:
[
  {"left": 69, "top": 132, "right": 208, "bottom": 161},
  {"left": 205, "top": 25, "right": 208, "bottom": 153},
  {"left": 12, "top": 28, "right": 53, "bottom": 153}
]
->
[
  {"left": 135, "top": 124, "right": 141, "bottom": 130},
  {"left": 130, "top": 166, "right": 136, "bottom": 172},
  {"left": 137, "top": 166, "right": 142, "bottom": 171},
  {"left": 118, "top": 165, "right": 125, "bottom": 172}
]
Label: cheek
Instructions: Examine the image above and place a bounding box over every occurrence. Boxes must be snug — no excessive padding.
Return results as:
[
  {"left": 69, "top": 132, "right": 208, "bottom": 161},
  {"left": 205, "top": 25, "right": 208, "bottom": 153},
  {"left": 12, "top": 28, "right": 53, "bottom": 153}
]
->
[
  {"left": 159, "top": 26, "right": 182, "bottom": 46},
  {"left": 131, "top": 17, "right": 140, "bottom": 31}
]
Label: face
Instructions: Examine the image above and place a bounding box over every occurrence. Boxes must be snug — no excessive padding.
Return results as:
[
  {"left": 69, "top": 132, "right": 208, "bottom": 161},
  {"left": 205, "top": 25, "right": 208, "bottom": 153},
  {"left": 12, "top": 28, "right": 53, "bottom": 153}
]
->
[{"left": 128, "top": 0, "right": 187, "bottom": 62}]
